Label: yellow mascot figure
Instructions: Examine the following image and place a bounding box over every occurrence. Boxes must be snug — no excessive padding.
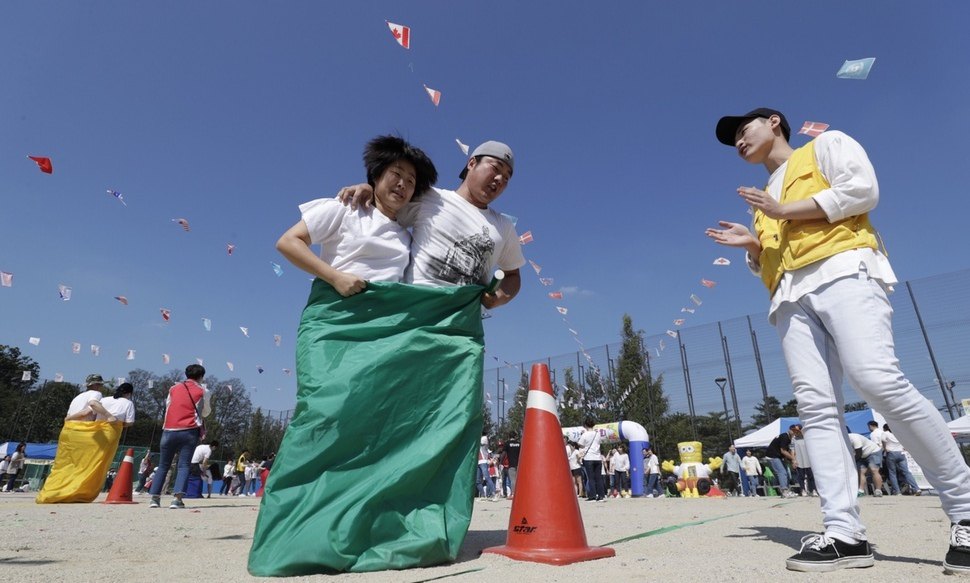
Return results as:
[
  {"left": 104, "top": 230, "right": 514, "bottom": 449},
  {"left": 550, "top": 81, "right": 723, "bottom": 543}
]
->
[{"left": 661, "top": 441, "right": 724, "bottom": 498}]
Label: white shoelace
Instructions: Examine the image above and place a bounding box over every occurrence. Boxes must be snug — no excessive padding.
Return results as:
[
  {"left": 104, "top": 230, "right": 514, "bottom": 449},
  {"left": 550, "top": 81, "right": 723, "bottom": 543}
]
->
[
  {"left": 952, "top": 523, "right": 970, "bottom": 548},
  {"left": 799, "top": 534, "right": 838, "bottom": 554}
]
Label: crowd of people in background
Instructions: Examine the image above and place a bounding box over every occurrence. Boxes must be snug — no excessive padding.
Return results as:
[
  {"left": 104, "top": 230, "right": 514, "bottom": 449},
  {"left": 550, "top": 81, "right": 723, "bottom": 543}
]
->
[{"left": 470, "top": 419, "right": 926, "bottom": 504}]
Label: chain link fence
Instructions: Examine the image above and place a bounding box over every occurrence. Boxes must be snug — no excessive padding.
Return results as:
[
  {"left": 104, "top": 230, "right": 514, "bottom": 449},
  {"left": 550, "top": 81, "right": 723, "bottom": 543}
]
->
[{"left": 486, "top": 268, "right": 970, "bottom": 432}]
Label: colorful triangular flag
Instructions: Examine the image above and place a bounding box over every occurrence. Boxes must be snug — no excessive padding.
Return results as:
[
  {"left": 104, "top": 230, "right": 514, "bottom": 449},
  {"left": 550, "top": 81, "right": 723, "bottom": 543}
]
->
[
  {"left": 28, "top": 155, "right": 53, "bottom": 174},
  {"left": 423, "top": 84, "right": 441, "bottom": 107},
  {"left": 386, "top": 21, "right": 410, "bottom": 49}
]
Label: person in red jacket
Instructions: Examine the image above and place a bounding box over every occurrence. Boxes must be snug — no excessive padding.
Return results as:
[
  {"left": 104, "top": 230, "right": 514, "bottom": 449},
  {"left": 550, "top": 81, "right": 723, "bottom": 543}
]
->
[{"left": 149, "top": 364, "right": 211, "bottom": 509}]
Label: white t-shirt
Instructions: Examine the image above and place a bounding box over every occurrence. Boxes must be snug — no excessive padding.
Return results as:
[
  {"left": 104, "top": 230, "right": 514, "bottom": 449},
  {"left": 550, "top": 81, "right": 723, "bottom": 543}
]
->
[
  {"left": 646, "top": 453, "right": 660, "bottom": 474},
  {"left": 66, "top": 389, "right": 104, "bottom": 419},
  {"left": 792, "top": 436, "right": 812, "bottom": 469},
  {"left": 397, "top": 188, "right": 526, "bottom": 286},
  {"left": 883, "top": 431, "right": 906, "bottom": 453},
  {"left": 613, "top": 453, "right": 630, "bottom": 472},
  {"left": 577, "top": 429, "right": 602, "bottom": 461},
  {"left": 299, "top": 198, "right": 411, "bottom": 282},
  {"left": 849, "top": 433, "right": 882, "bottom": 458},
  {"left": 745, "top": 131, "right": 897, "bottom": 322},
  {"left": 96, "top": 397, "right": 135, "bottom": 424},
  {"left": 868, "top": 427, "right": 885, "bottom": 449},
  {"left": 191, "top": 444, "right": 212, "bottom": 464}
]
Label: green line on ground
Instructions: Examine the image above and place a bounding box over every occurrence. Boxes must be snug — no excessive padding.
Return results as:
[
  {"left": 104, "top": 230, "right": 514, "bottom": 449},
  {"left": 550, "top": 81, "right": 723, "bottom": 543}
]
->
[
  {"left": 410, "top": 567, "right": 486, "bottom": 583},
  {"left": 602, "top": 500, "right": 795, "bottom": 546}
]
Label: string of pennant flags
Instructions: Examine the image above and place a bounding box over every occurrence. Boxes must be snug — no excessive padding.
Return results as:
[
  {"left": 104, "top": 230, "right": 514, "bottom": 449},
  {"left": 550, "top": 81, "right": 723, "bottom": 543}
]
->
[{"left": 4, "top": 18, "right": 870, "bottom": 393}]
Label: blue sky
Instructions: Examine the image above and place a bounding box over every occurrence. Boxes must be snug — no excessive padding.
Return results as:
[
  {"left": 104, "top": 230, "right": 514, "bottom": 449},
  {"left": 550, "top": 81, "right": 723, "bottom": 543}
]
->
[{"left": 2, "top": 2, "right": 969, "bottom": 413}]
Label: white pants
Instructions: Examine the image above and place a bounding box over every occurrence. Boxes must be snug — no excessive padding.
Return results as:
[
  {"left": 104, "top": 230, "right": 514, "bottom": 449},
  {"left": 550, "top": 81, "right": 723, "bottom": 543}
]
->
[{"left": 775, "top": 268, "right": 970, "bottom": 542}]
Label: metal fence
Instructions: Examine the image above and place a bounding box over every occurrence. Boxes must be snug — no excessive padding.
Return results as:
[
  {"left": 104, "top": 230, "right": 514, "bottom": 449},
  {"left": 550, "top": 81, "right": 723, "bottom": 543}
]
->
[{"left": 485, "top": 268, "right": 970, "bottom": 432}]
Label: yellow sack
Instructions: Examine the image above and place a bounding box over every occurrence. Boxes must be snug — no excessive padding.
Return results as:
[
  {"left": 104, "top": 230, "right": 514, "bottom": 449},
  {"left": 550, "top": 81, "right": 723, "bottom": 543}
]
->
[{"left": 36, "top": 421, "right": 122, "bottom": 504}]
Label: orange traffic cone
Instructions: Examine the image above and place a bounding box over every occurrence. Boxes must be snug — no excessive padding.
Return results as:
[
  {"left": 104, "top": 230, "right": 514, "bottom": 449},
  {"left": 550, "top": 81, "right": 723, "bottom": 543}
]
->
[
  {"left": 104, "top": 448, "right": 137, "bottom": 504},
  {"left": 483, "top": 363, "right": 615, "bottom": 565}
]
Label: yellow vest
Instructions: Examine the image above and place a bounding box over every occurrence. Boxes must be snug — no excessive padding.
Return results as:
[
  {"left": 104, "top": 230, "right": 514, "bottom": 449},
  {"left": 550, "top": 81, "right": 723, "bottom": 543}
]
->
[{"left": 754, "top": 140, "right": 879, "bottom": 294}]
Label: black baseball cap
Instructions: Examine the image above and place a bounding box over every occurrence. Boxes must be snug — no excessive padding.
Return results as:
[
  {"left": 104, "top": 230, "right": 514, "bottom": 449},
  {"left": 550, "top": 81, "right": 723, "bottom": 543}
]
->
[{"left": 715, "top": 108, "right": 791, "bottom": 146}]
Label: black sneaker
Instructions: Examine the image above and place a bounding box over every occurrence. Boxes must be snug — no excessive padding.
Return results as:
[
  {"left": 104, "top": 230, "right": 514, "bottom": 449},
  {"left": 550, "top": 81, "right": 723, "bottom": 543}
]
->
[
  {"left": 169, "top": 498, "right": 185, "bottom": 509},
  {"left": 786, "top": 534, "right": 874, "bottom": 572},
  {"left": 149, "top": 496, "right": 161, "bottom": 509},
  {"left": 944, "top": 520, "right": 970, "bottom": 574}
]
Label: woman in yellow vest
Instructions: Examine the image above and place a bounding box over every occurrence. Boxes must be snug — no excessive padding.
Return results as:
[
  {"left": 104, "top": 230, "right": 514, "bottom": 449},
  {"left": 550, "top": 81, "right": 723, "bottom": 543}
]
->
[{"left": 706, "top": 108, "right": 970, "bottom": 575}]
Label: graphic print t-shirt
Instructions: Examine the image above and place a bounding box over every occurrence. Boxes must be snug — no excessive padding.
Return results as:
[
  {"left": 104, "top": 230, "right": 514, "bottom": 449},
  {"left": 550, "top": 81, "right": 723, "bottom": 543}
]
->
[{"left": 397, "top": 188, "right": 525, "bottom": 286}]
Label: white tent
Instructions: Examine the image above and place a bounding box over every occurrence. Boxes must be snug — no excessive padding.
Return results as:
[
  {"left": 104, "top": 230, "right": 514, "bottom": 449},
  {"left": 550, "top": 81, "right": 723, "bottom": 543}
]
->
[
  {"left": 948, "top": 415, "right": 970, "bottom": 440},
  {"left": 734, "top": 409, "right": 887, "bottom": 449}
]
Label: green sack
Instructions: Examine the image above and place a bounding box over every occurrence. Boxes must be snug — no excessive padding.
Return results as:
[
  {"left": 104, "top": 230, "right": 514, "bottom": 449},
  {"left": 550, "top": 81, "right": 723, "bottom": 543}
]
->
[{"left": 248, "top": 280, "right": 485, "bottom": 575}]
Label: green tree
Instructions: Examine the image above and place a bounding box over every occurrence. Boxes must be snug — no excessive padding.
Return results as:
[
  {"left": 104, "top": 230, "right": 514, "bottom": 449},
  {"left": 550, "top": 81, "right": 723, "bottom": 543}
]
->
[
  {"left": 612, "top": 315, "right": 669, "bottom": 437},
  {"left": 558, "top": 367, "right": 585, "bottom": 429},
  {"left": 482, "top": 400, "right": 494, "bottom": 437},
  {"left": 0, "top": 345, "right": 42, "bottom": 441},
  {"left": 207, "top": 377, "right": 253, "bottom": 454},
  {"left": 22, "top": 381, "right": 80, "bottom": 442},
  {"left": 746, "top": 395, "right": 797, "bottom": 431},
  {"left": 845, "top": 401, "right": 869, "bottom": 412},
  {"left": 582, "top": 366, "right": 609, "bottom": 422},
  {"left": 503, "top": 372, "right": 529, "bottom": 434},
  {"left": 242, "top": 408, "right": 285, "bottom": 459}
]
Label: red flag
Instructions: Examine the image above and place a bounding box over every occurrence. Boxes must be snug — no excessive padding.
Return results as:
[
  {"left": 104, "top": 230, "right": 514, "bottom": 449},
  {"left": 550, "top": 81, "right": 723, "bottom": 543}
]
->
[
  {"left": 423, "top": 84, "right": 441, "bottom": 107},
  {"left": 227, "top": 243, "right": 235, "bottom": 255},
  {"left": 518, "top": 231, "right": 534, "bottom": 244},
  {"left": 548, "top": 291, "right": 563, "bottom": 300},
  {"left": 28, "top": 155, "right": 53, "bottom": 174},
  {"left": 114, "top": 295, "right": 129, "bottom": 306},
  {"left": 161, "top": 308, "right": 171, "bottom": 322},
  {"left": 701, "top": 279, "right": 717, "bottom": 288},
  {"left": 386, "top": 21, "right": 410, "bottom": 49}
]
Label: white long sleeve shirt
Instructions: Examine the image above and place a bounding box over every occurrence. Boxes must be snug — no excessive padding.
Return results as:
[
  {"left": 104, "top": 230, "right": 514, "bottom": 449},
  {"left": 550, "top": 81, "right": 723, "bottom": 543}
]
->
[
  {"left": 740, "top": 455, "right": 762, "bottom": 476},
  {"left": 745, "top": 131, "right": 897, "bottom": 322}
]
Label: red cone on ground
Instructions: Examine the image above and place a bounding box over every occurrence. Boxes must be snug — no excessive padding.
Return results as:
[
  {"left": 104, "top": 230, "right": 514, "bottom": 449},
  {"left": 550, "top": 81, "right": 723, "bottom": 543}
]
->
[
  {"left": 104, "top": 448, "right": 137, "bottom": 504},
  {"left": 483, "top": 363, "right": 615, "bottom": 565}
]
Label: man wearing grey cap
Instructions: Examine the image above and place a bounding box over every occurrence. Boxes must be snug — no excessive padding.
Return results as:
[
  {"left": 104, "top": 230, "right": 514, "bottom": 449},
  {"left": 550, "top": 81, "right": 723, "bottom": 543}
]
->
[
  {"left": 340, "top": 140, "right": 524, "bottom": 309},
  {"left": 706, "top": 108, "right": 970, "bottom": 574},
  {"left": 64, "top": 374, "right": 118, "bottom": 423}
]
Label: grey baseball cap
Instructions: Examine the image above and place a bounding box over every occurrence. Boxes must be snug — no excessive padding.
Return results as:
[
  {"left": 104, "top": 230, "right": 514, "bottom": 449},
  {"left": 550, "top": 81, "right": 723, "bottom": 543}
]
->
[{"left": 459, "top": 141, "right": 514, "bottom": 180}]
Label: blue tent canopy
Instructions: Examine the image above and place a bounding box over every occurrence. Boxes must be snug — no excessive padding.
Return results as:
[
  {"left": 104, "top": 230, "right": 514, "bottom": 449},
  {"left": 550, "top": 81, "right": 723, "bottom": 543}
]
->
[{"left": 0, "top": 442, "right": 57, "bottom": 460}]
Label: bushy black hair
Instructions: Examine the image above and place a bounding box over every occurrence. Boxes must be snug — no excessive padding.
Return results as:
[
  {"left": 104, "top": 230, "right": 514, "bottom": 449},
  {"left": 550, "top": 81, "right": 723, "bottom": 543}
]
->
[
  {"left": 115, "top": 382, "right": 134, "bottom": 398},
  {"left": 363, "top": 135, "right": 438, "bottom": 196},
  {"left": 185, "top": 364, "right": 206, "bottom": 381}
]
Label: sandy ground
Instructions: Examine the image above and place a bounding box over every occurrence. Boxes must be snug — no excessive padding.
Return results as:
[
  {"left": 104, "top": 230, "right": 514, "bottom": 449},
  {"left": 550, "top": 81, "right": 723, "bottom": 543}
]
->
[{"left": 1, "top": 490, "right": 965, "bottom": 582}]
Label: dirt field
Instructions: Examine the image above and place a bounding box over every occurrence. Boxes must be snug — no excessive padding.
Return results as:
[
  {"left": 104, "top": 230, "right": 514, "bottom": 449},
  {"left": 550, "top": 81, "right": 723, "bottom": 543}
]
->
[{"left": 0, "top": 490, "right": 963, "bottom": 582}]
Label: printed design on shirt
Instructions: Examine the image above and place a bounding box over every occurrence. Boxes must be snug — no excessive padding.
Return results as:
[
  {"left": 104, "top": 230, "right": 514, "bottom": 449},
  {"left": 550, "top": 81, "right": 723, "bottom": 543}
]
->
[{"left": 435, "top": 226, "right": 494, "bottom": 285}]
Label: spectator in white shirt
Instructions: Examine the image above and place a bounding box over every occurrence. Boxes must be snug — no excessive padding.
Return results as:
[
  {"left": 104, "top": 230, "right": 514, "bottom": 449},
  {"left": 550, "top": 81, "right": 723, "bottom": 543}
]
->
[{"left": 191, "top": 440, "right": 219, "bottom": 498}]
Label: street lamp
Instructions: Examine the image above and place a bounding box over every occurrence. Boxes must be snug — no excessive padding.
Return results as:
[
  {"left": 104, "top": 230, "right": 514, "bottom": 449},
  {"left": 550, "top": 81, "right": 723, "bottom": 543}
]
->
[{"left": 715, "top": 377, "right": 733, "bottom": 443}]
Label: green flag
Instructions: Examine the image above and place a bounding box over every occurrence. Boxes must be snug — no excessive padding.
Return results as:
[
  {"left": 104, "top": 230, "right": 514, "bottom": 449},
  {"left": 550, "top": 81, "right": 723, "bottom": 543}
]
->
[{"left": 248, "top": 281, "right": 485, "bottom": 575}]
